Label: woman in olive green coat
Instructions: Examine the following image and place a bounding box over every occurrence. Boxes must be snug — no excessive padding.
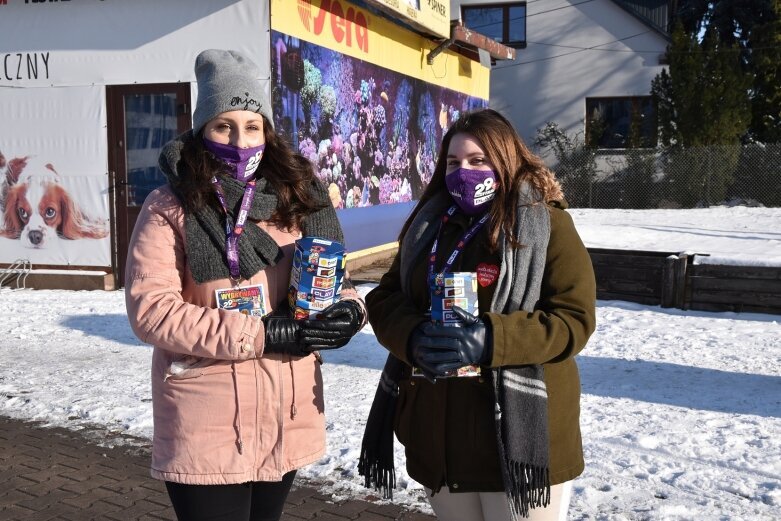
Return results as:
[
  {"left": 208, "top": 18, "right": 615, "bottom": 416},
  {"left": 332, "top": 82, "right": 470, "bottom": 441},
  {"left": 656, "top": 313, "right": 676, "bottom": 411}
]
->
[{"left": 359, "top": 109, "right": 596, "bottom": 520}]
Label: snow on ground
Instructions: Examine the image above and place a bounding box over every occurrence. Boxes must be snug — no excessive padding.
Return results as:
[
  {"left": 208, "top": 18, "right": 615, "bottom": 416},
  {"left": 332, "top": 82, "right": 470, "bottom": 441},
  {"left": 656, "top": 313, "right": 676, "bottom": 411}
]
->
[
  {"left": 570, "top": 207, "right": 781, "bottom": 266},
  {"left": 1, "top": 206, "right": 780, "bottom": 520}
]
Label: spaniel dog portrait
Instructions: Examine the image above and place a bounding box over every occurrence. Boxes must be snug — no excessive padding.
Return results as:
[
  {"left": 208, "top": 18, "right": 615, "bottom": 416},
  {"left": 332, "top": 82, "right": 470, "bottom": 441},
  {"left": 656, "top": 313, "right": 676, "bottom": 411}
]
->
[{"left": 1, "top": 153, "right": 109, "bottom": 248}]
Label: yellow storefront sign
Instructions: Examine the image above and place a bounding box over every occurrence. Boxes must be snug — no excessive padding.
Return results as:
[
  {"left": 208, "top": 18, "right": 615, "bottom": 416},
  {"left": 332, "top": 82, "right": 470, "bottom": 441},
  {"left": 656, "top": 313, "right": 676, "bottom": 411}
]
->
[
  {"left": 363, "top": 0, "right": 450, "bottom": 39},
  {"left": 271, "top": 0, "right": 488, "bottom": 99}
]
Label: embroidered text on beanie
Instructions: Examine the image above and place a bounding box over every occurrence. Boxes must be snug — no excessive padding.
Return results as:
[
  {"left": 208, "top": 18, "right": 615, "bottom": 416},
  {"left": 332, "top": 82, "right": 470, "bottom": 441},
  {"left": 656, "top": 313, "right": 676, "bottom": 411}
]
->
[{"left": 192, "top": 49, "right": 274, "bottom": 133}]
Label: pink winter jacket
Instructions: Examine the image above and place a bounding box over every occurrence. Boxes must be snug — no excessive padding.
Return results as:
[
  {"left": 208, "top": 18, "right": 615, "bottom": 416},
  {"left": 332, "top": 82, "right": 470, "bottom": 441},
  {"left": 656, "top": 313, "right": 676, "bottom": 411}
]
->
[{"left": 125, "top": 185, "right": 361, "bottom": 485}]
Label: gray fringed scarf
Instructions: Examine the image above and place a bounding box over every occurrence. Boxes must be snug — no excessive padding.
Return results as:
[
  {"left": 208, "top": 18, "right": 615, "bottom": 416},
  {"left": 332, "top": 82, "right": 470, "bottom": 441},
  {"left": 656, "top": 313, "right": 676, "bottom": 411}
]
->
[
  {"left": 359, "top": 186, "right": 551, "bottom": 519},
  {"left": 158, "top": 132, "right": 343, "bottom": 283}
]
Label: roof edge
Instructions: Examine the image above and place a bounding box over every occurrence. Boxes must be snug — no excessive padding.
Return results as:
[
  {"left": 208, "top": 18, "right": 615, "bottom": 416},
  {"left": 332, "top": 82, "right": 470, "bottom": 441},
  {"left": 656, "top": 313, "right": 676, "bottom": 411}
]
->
[
  {"left": 427, "top": 21, "right": 516, "bottom": 66},
  {"left": 611, "top": 0, "right": 673, "bottom": 41}
]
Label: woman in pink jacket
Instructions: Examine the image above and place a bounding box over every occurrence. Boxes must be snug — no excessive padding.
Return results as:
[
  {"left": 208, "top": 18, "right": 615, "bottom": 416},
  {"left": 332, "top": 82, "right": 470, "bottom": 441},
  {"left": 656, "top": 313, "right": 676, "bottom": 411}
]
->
[{"left": 125, "top": 49, "right": 365, "bottom": 521}]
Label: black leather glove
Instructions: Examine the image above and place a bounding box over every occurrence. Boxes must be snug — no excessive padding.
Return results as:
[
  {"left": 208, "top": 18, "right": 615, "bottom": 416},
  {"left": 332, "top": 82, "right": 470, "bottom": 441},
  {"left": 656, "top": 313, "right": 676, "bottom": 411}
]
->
[
  {"left": 261, "top": 315, "right": 308, "bottom": 357},
  {"left": 408, "top": 306, "right": 492, "bottom": 379},
  {"left": 300, "top": 299, "right": 365, "bottom": 350},
  {"left": 262, "top": 300, "right": 365, "bottom": 357}
]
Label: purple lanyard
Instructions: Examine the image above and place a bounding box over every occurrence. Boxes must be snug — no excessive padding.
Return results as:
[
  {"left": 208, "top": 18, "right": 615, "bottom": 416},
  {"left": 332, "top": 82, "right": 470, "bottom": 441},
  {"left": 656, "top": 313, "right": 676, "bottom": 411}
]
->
[
  {"left": 428, "top": 205, "right": 490, "bottom": 285},
  {"left": 211, "top": 177, "right": 257, "bottom": 282}
]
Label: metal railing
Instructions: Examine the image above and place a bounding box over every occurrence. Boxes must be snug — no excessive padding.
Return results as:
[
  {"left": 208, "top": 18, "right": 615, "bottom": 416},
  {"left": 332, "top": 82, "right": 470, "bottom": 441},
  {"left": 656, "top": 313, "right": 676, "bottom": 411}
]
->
[{"left": 0, "top": 259, "right": 32, "bottom": 290}]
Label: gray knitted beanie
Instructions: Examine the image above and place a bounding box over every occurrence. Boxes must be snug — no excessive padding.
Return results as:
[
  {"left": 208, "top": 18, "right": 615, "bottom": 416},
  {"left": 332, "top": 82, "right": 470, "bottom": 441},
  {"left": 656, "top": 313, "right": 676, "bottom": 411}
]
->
[{"left": 192, "top": 49, "right": 274, "bottom": 133}]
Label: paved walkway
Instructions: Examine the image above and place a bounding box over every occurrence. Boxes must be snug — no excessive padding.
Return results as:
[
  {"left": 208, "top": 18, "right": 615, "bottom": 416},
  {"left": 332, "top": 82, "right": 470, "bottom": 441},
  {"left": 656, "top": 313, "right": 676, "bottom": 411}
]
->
[
  {"left": 0, "top": 416, "right": 433, "bottom": 521},
  {"left": 0, "top": 255, "right": 435, "bottom": 521}
]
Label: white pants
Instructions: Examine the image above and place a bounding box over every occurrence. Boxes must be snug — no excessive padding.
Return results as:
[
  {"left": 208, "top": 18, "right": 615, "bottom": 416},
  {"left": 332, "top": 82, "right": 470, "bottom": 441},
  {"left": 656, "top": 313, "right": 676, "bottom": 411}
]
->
[{"left": 426, "top": 481, "right": 573, "bottom": 521}]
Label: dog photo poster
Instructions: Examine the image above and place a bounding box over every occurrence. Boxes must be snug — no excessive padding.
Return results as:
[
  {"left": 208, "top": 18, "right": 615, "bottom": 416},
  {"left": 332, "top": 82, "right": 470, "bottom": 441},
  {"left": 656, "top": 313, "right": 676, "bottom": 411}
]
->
[{"left": 0, "top": 86, "right": 111, "bottom": 267}]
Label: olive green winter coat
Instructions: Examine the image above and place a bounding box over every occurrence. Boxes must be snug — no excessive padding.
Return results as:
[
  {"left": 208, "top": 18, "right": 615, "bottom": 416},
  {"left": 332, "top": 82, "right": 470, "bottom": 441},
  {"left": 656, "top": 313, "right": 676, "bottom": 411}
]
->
[{"left": 365, "top": 201, "right": 596, "bottom": 493}]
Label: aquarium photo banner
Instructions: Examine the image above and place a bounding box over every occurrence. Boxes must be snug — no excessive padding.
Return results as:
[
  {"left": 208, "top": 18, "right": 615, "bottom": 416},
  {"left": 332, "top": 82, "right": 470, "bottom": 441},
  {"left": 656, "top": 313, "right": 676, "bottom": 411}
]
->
[
  {"left": 0, "top": 86, "right": 111, "bottom": 267},
  {"left": 271, "top": 0, "right": 489, "bottom": 250},
  {"left": 269, "top": 28, "right": 487, "bottom": 212}
]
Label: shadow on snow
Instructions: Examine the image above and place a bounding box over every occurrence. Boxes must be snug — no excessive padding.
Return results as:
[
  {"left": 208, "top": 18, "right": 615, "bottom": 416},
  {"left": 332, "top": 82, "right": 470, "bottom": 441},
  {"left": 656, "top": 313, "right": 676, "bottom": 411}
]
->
[
  {"left": 579, "top": 355, "right": 781, "bottom": 418},
  {"left": 60, "top": 314, "right": 781, "bottom": 418}
]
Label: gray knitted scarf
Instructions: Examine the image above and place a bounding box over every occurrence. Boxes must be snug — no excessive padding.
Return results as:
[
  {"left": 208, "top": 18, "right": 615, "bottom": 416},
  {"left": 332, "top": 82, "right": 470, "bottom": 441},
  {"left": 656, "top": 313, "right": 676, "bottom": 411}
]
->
[
  {"left": 158, "top": 132, "right": 343, "bottom": 283},
  {"left": 359, "top": 185, "right": 551, "bottom": 519}
]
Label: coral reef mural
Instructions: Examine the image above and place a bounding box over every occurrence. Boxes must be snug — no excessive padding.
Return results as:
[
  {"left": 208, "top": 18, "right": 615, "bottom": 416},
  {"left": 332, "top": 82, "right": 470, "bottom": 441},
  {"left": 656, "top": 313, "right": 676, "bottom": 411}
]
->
[{"left": 271, "top": 31, "right": 487, "bottom": 208}]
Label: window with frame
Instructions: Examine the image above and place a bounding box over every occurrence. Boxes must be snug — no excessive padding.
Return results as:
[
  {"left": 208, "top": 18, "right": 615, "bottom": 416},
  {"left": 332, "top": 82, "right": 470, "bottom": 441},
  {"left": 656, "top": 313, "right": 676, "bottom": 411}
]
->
[
  {"left": 126, "top": 127, "right": 150, "bottom": 150},
  {"left": 586, "top": 96, "right": 657, "bottom": 149},
  {"left": 461, "top": 2, "right": 527, "bottom": 49}
]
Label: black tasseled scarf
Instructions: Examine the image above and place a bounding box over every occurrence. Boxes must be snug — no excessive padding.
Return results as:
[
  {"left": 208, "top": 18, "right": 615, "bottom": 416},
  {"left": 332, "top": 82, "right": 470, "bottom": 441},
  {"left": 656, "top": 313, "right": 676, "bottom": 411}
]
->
[{"left": 359, "top": 187, "right": 552, "bottom": 519}]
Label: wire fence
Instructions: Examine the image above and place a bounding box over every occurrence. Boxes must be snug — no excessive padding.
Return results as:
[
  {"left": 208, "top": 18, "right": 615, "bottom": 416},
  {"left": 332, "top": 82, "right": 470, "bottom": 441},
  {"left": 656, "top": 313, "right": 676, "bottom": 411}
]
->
[{"left": 540, "top": 143, "right": 781, "bottom": 209}]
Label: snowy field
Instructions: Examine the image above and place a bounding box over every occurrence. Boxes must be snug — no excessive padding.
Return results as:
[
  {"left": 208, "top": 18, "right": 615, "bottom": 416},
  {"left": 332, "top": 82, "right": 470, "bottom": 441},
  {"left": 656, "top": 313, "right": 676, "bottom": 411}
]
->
[
  {"left": 569, "top": 206, "right": 781, "bottom": 266},
  {"left": 0, "top": 206, "right": 779, "bottom": 520}
]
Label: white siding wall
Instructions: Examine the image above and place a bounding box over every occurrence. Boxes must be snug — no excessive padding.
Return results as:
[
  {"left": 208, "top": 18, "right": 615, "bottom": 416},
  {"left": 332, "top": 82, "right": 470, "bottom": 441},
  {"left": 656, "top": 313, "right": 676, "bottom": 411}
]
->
[{"left": 451, "top": 0, "right": 668, "bottom": 145}]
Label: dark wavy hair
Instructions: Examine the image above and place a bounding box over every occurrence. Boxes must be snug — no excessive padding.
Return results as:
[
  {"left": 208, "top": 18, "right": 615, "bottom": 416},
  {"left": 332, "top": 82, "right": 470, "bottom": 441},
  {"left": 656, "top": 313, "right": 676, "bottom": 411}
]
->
[
  {"left": 172, "top": 115, "right": 325, "bottom": 230},
  {"left": 399, "top": 108, "right": 563, "bottom": 251}
]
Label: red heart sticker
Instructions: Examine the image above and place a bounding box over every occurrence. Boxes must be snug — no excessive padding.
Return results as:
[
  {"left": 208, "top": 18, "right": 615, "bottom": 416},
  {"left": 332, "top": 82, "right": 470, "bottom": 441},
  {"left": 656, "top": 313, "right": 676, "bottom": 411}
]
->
[{"left": 476, "top": 263, "right": 499, "bottom": 287}]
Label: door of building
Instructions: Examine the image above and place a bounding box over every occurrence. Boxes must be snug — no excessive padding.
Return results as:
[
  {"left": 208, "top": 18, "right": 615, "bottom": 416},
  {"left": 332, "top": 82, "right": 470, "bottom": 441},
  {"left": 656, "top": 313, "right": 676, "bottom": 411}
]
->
[{"left": 107, "top": 83, "right": 191, "bottom": 287}]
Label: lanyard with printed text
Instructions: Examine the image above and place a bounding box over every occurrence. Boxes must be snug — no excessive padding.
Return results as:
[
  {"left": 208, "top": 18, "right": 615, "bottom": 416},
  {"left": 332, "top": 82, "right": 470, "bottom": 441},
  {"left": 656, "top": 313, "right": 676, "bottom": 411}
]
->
[
  {"left": 211, "top": 177, "right": 257, "bottom": 283},
  {"left": 428, "top": 205, "right": 489, "bottom": 286}
]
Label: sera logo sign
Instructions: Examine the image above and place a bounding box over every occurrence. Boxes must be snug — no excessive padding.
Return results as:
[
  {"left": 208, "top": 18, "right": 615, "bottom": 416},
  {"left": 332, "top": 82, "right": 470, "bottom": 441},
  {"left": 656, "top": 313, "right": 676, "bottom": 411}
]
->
[{"left": 297, "top": 0, "right": 369, "bottom": 53}]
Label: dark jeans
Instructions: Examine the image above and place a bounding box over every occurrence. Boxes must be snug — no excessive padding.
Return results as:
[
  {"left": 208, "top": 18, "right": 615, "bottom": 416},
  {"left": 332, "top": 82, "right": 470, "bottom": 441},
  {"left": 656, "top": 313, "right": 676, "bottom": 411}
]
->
[{"left": 165, "top": 470, "right": 296, "bottom": 521}]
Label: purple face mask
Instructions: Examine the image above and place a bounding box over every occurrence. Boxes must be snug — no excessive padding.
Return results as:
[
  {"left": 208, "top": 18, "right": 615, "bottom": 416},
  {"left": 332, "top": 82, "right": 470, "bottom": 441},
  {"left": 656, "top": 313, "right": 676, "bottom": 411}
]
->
[
  {"left": 445, "top": 167, "right": 498, "bottom": 215},
  {"left": 203, "top": 138, "right": 265, "bottom": 181}
]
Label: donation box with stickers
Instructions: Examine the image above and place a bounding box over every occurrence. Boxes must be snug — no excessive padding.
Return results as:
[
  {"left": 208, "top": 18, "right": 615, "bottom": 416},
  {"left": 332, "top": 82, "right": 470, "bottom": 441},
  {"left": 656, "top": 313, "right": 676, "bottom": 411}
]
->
[
  {"left": 413, "top": 271, "right": 482, "bottom": 378},
  {"left": 288, "top": 237, "right": 346, "bottom": 319},
  {"left": 430, "top": 271, "right": 480, "bottom": 326}
]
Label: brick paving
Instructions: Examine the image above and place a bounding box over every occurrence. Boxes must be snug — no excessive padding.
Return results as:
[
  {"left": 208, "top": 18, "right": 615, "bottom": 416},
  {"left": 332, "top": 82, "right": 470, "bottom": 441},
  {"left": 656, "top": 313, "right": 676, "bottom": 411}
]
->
[{"left": 0, "top": 416, "right": 433, "bottom": 521}]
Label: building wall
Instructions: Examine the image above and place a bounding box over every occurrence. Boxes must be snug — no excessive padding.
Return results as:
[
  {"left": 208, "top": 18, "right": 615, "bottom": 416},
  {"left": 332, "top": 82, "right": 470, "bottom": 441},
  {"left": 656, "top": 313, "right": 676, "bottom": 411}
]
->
[
  {"left": 451, "top": 0, "right": 668, "bottom": 145},
  {"left": 0, "top": 0, "right": 494, "bottom": 271},
  {"left": 0, "top": 0, "right": 271, "bottom": 89},
  {"left": 0, "top": 0, "right": 272, "bottom": 268}
]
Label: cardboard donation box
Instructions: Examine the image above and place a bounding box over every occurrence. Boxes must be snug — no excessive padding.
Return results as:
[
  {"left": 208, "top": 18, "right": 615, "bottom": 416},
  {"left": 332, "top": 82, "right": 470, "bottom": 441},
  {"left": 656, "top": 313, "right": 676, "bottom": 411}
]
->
[
  {"left": 288, "top": 237, "right": 346, "bottom": 319},
  {"left": 430, "top": 271, "right": 480, "bottom": 325},
  {"left": 415, "top": 271, "right": 481, "bottom": 377}
]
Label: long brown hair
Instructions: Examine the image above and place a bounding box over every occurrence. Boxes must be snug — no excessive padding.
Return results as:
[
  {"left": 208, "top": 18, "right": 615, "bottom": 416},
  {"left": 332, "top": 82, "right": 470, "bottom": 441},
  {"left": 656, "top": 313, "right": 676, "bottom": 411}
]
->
[
  {"left": 399, "top": 108, "right": 563, "bottom": 250},
  {"left": 173, "top": 114, "right": 325, "bottom": 230}
]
